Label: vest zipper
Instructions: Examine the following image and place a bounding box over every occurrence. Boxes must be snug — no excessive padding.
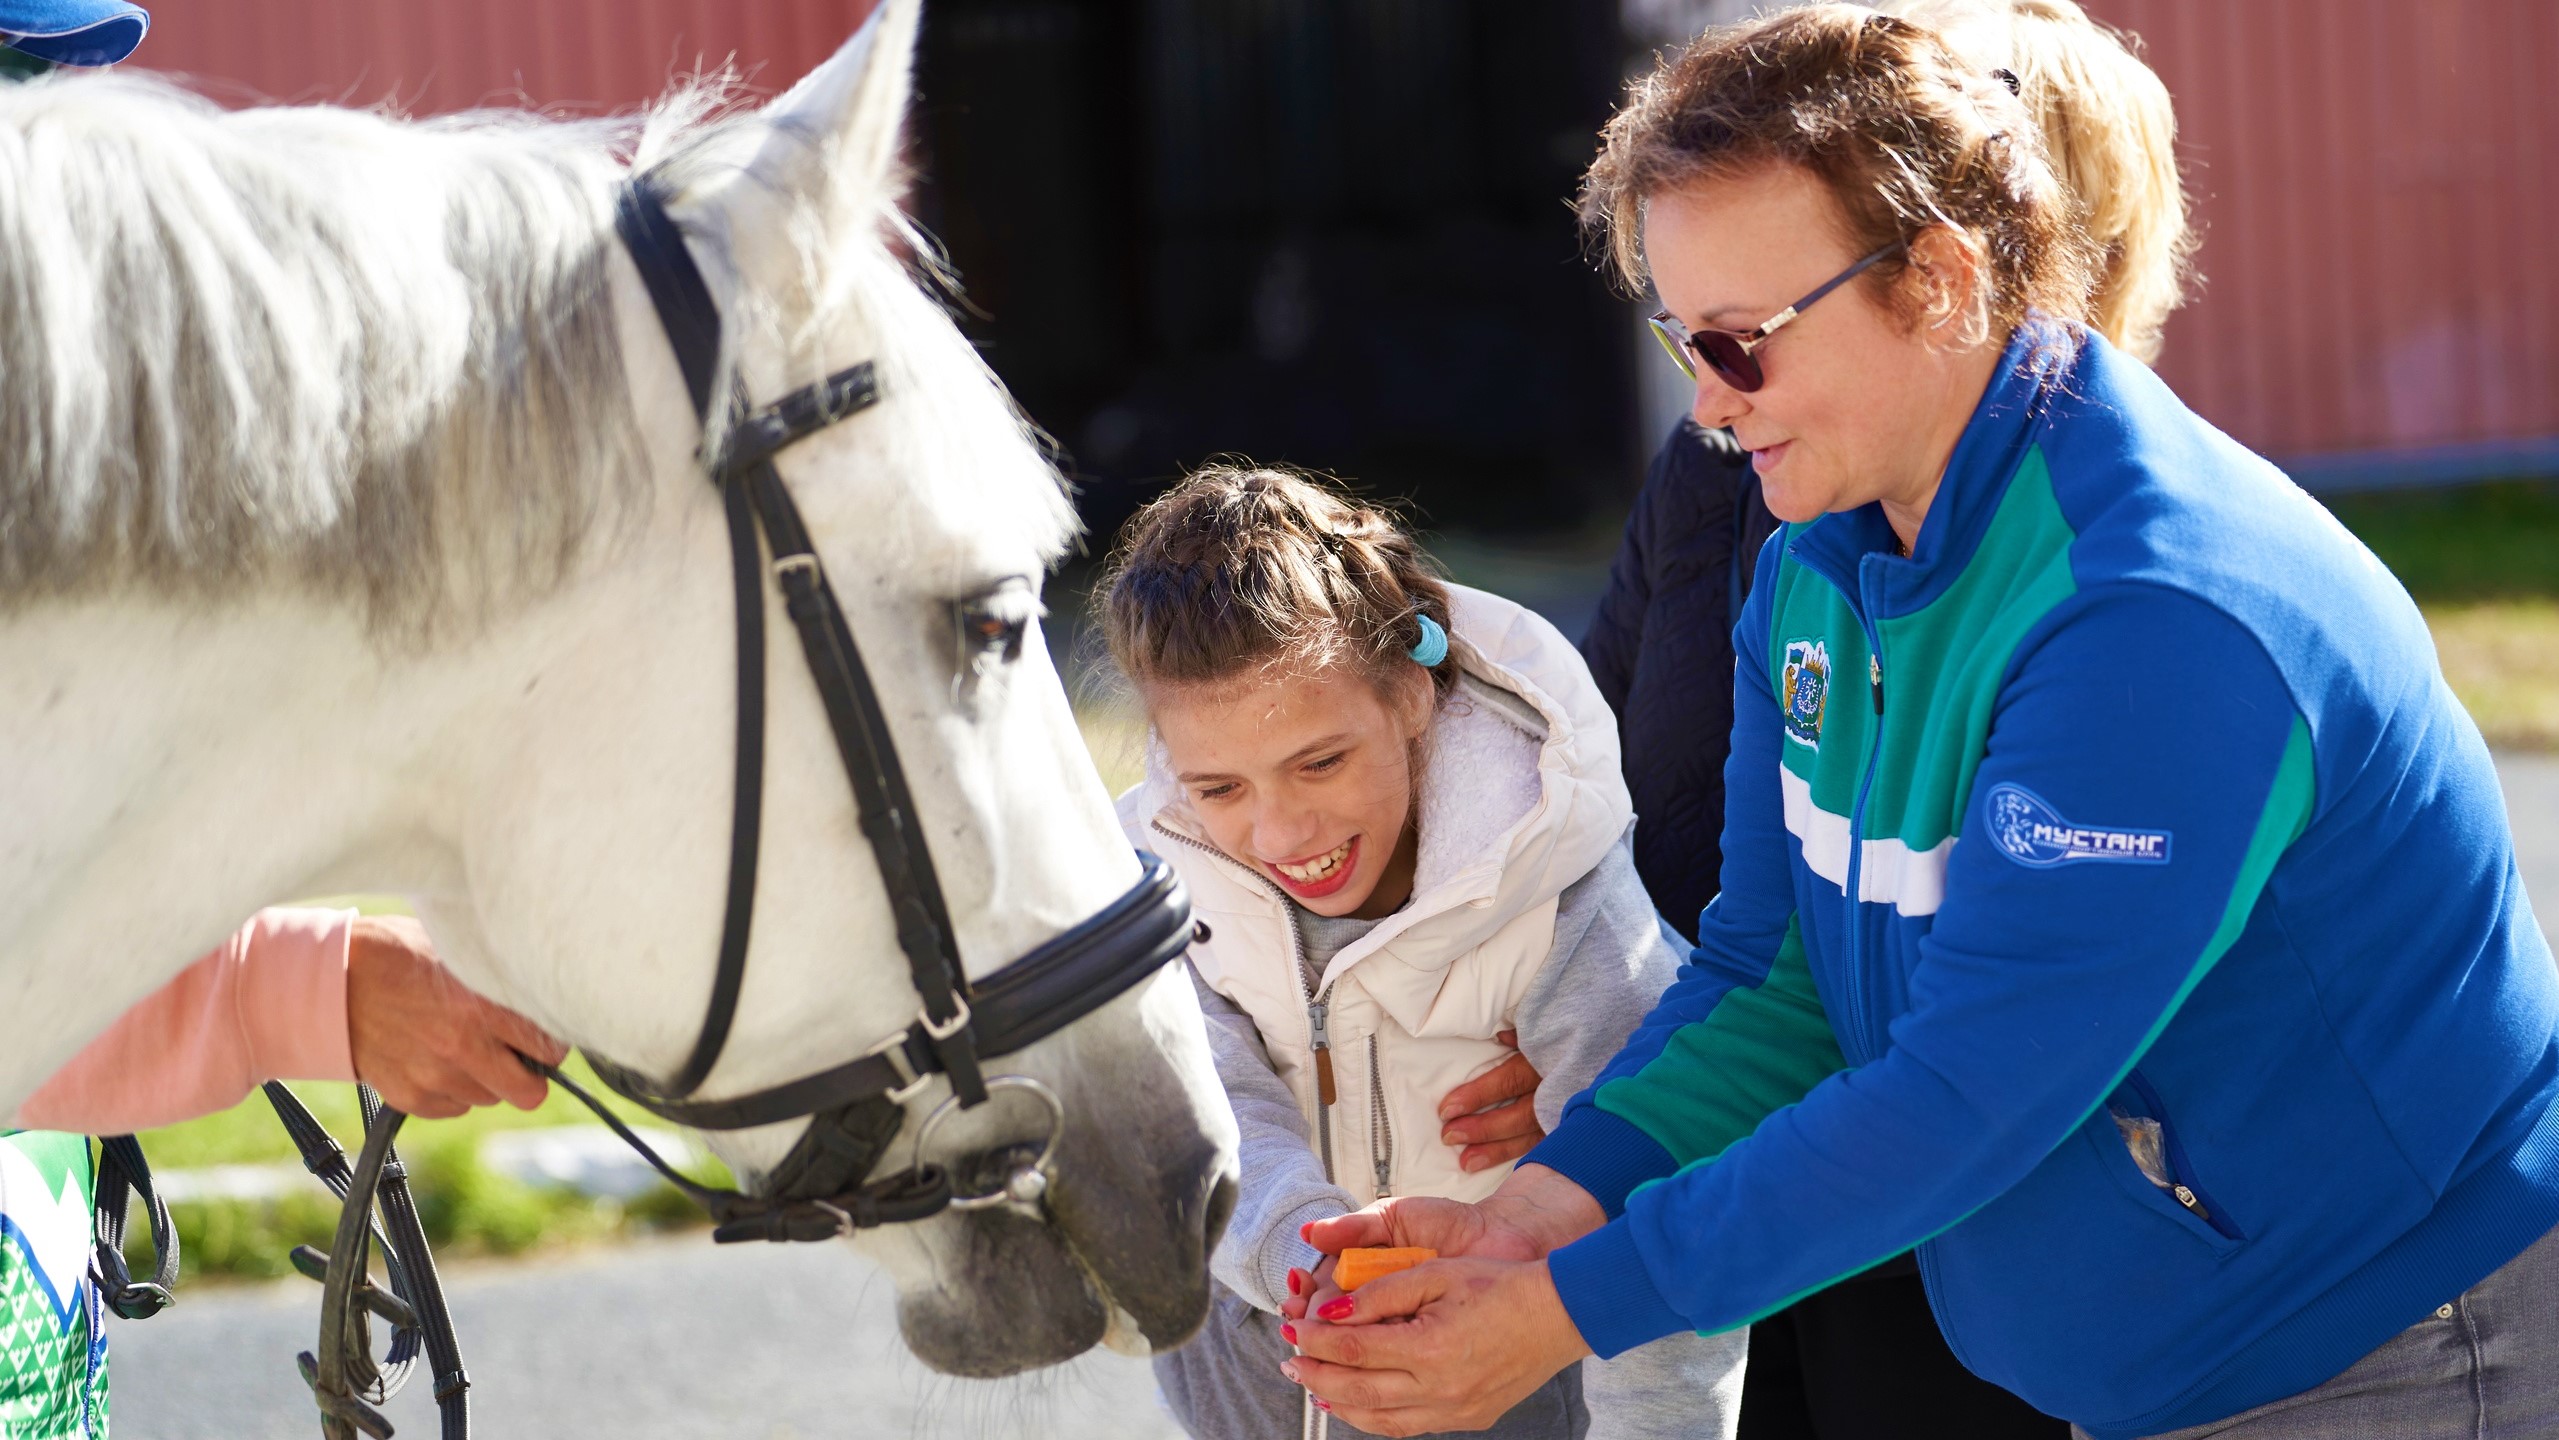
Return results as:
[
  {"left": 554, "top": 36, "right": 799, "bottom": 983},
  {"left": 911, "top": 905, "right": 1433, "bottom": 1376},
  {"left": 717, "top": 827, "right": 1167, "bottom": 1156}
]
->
[
  {"left": 1366, "top": 1032, "right": 1393, "bottom": 1197},
  {"left": 1151, "top": 818, "right": 1338, "bottom": 1186}
]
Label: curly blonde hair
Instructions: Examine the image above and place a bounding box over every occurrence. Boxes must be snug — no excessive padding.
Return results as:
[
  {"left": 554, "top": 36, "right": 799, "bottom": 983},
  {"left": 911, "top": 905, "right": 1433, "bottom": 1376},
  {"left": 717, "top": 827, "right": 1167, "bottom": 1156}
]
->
[{"left": 1877, "top": 0, "right": 2193, "bottom": 361}]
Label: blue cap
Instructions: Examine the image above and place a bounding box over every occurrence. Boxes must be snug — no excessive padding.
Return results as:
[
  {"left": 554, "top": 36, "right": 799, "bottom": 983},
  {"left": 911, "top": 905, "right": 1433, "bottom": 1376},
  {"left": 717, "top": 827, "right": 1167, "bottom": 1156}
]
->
[{"left": 0, "top": 1, "right": 148, "bottom": 67}]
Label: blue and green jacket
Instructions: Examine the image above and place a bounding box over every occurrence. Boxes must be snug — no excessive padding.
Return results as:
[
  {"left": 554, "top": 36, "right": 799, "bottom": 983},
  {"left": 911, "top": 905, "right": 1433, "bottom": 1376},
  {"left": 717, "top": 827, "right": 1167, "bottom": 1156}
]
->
[{"left": 1531, "top": 324, "right": 2559, "bottom": 1437}]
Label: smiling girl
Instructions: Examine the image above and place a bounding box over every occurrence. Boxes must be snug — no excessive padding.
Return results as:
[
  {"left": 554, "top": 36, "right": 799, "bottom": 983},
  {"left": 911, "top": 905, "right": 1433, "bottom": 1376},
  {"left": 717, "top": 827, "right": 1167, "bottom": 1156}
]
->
[{"left": 1104, "top": 466, "right": 1743, "bottom": 1439}]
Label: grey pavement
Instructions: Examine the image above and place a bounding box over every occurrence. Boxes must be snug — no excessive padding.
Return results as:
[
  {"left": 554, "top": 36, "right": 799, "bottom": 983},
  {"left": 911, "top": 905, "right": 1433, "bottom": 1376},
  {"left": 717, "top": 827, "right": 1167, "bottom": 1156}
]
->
[
  {"left": 2500, "top": 750, "right": 2558, "bottom": 937},
  {"left": 108, "top": 1234, "right": 1183, "bottom": 1440}
]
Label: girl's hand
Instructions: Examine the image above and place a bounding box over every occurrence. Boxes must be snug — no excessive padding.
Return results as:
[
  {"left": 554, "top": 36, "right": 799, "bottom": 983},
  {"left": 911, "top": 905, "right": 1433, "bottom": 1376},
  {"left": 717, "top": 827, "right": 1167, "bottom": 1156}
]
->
[
  {"left": 1436, "top": 1030, "right": 1545, "bottom": 1172},
  {"left": 1282, "top": 1256, "right": 1593, "bottom": 1435},
  {"left": 1284, "top": 1196, "right": 1502, "bottom": 1322}
]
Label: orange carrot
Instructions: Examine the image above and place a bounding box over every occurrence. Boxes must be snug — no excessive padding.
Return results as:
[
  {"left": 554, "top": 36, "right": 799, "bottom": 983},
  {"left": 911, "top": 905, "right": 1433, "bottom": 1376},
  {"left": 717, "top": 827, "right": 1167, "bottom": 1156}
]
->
[{"left": 1334, "top": 1246, "right": 1436, "bottom": 1292}]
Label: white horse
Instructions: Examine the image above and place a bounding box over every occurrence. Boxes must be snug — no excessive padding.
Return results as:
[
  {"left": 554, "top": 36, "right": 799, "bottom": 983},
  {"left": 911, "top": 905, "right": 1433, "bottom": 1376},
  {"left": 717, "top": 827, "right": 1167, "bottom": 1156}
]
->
[{"left": 0, "top": 0, "right": 1237, "bottom": 1377}]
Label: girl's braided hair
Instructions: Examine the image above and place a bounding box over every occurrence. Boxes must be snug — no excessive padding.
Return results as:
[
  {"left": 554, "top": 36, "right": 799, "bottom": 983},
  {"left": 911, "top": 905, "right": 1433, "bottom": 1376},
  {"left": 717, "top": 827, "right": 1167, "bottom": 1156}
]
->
[{"left": 1101, "top": 464, "right": 1459, "bottom": 706}]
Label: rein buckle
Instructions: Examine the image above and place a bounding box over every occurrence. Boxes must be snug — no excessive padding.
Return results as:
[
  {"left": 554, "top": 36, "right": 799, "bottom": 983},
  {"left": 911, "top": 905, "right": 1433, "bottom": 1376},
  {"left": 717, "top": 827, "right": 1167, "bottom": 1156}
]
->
[
  {"left": 862, "top": 1023, "right": 935, "bottom": 1105},
  {"left": 920, "top": 994, "right": 973, "bottom": 1043},
  {"left": 803, "top": 1196, "right": 858, "bottom": 1239}
]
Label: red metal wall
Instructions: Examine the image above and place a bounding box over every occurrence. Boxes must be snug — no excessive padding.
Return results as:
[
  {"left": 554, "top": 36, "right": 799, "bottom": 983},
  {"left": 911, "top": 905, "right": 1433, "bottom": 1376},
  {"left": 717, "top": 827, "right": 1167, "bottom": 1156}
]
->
[
  {"left": 2087, "top": 0, "right": 2559, "bottom": 467},
  {"left": 127, "top": 1, "right": 2557, "bottom": 473},
  {"left": 134, "top": 0, "right": 876, "bottom": 117}
]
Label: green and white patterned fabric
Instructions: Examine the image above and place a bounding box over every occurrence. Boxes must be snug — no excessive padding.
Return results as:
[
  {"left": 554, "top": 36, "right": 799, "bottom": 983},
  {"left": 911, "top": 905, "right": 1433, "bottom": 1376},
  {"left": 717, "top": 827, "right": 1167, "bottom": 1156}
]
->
[{"left": 0, "top": 1130, "right": 107, "bottom": 1439}]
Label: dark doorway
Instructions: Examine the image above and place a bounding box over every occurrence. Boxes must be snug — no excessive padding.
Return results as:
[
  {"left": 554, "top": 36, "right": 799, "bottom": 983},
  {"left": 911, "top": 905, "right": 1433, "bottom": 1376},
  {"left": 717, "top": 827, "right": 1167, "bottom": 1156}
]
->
[{"left": 913, "top": 0, "right": 1632, "bottom": 545}]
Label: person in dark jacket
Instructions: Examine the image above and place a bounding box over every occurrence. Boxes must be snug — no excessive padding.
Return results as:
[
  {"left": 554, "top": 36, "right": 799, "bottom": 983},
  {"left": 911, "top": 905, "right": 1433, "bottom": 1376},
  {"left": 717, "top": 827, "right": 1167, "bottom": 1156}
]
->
[
  {"left": 1581, "top": 419, "right": 1771, "bottom": 950},
  {"left": 1586, "top": 418, "right": 2062, "bottom": 1440}
]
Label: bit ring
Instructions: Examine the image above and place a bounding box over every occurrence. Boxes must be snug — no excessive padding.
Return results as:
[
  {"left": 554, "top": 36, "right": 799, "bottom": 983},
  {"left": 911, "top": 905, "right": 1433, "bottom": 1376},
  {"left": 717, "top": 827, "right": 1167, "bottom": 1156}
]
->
[{"left": 911, "top": 1074, "right": 1063, "bottom": 1211}]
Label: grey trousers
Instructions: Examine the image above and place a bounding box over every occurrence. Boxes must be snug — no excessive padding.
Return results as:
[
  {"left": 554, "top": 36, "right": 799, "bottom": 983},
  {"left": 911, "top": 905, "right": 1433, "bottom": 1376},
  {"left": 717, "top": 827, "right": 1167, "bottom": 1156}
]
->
[{"left": 2076, "top": 1222, "right": 2559, "bottom": 1440}]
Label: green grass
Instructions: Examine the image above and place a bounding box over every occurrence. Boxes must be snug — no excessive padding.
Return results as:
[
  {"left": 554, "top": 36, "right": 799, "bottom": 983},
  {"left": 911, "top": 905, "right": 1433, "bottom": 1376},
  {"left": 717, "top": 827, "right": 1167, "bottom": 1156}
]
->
[
  {"left": 2321, "top": 480, "right": 2559, "bottom": 601},
  {"left": 2320, "top": 480, "right": 2559, "bottom": 751},
  {"left": 2417, "top": 599, "right": 2559, "bottom": 751},
  {"left": 1076, "top": 699, "right": 1147, "bottom": 798}
]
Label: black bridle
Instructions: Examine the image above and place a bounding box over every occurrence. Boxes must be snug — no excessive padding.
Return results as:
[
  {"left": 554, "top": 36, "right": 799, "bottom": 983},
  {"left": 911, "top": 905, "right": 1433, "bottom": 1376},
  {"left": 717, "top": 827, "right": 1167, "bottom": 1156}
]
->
[
  {"left": 276, "top": 177, "right": 1196, "bottom": 1440},
  {"left": 538, "top": 175, "right": 1198, "bottom": 1231}
]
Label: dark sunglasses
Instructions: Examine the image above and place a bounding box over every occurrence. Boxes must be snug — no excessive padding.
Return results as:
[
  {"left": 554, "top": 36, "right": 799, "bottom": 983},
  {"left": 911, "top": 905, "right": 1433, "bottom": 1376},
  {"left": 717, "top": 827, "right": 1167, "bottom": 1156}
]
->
[{"left": 1649, "top": 243, "right": 1899, "bottom": 393}]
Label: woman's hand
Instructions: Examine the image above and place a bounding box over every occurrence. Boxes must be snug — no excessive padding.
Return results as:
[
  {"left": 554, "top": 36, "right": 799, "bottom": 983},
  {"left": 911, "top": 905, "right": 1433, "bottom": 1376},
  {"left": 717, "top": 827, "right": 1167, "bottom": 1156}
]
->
[
  {"left": 1283, "top": 1164, "right": 1604, "bottom": 1321},
  {"left": 1436, "top": 1030, "right": 1545, "bottom": 1173},
  {"left": 1282, "top": 1256, "right": 1593, "bottom": 1436},
  {"left": 345, "top": 916, "right": 568, "bottom": 1118}
]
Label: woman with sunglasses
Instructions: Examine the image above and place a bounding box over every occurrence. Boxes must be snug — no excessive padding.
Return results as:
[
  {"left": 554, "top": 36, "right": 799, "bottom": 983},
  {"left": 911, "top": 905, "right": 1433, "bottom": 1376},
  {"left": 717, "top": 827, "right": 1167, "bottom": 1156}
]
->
[
  {"left": 1281, "top": 8, "right": 2559, "bottom": 1439},
  {"left": 1583, "top": 3, "right": 2194, "bottom": 1434}
]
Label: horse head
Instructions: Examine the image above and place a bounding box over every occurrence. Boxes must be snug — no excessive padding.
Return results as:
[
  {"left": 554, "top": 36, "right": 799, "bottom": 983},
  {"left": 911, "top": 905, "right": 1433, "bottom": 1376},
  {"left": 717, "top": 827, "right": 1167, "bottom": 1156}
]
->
[
  {"left": 0, "top": 0, "right": 1235, "bottom": 1379},
  {"left": 454, "top": 3, "right": 1241, "bottom": 1375}
]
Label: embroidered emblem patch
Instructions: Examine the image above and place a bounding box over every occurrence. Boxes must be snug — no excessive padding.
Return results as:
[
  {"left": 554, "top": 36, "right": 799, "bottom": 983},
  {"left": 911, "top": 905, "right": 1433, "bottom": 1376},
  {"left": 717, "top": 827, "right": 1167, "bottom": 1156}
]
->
[
  {"left": 1985, "top": 783, "right": 2172, "bottom": 868},
  {"left": 1781, "top": 639, "right": 1830, "bottom": 749}
]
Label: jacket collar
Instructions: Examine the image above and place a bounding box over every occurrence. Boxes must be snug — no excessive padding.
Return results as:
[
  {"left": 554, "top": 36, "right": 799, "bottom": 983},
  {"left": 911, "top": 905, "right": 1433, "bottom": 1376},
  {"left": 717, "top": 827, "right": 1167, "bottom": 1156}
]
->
[{"left": 1785, "top": 318, "right": 2076, "bottom": 616}]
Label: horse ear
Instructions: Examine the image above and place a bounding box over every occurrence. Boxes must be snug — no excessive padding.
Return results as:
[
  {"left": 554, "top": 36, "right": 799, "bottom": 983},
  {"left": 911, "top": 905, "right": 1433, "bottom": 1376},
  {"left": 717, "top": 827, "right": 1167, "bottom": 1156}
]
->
[{"left": 749, "top": 0, "right": 923, "bottom": 208}]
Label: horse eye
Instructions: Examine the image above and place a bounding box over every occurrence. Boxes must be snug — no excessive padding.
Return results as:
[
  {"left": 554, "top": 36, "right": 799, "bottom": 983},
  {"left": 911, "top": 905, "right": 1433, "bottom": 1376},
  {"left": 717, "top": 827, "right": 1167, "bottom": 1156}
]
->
[{"left": 955, "top": 579, "right": 1038, "bottom": 669}]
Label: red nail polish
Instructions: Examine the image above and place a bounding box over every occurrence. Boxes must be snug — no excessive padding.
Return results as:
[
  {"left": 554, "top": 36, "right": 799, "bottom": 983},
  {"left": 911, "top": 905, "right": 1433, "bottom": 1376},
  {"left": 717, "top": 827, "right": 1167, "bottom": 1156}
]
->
[
  {"left": 1281, "top": 1324, "right": 1298, "bottom": 1345},
  {"left": 1317, "top": 1298, "right": 1353, "bottom": 1321},
  {"left": 1316, "top": 1400, "right": 1333, "bottom": 1413},
  {"left": 1299, "top": 1221, "right": 1315, "bottom": 1243},
  {"left": 1288, "top": 1269, "right": 1304, "bottom": 1295}
]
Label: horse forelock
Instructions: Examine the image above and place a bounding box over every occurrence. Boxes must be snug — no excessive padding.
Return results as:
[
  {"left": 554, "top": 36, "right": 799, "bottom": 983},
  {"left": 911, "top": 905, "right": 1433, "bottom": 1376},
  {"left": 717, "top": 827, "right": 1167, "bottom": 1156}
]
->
[{"left": 0, "top": 68, "right": 1072, "bottom": 635}]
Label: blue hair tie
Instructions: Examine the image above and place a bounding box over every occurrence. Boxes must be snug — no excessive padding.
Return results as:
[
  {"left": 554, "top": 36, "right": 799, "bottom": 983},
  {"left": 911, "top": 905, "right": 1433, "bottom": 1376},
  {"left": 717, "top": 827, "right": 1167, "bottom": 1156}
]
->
[{"left": 1409, "top": 613, "right": 1449, "bottom": 668}]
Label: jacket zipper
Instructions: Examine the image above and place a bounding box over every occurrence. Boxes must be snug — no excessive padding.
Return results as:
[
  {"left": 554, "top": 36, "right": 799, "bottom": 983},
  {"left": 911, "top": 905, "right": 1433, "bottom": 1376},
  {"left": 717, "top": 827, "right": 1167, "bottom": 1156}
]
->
[
  {"left": 1152, "top": 820, "right": 1338, "bottom": 1185},
  {"left": 2124, "top": 1071, "right": 2243, "bottom": 1239},
  {"left": 1366, "top": 1033, "right": 1393, "bottom": 1197},
  {"left": 1839, "top": 562, "right": 1888, "bottom": 1055}
]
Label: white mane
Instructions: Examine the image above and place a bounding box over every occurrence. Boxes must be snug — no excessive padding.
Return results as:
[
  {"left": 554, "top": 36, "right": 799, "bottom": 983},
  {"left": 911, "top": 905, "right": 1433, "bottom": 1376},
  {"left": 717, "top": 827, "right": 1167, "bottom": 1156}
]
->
[{"left": 0, "top": 69, "right": 1073, "bottom": 632}]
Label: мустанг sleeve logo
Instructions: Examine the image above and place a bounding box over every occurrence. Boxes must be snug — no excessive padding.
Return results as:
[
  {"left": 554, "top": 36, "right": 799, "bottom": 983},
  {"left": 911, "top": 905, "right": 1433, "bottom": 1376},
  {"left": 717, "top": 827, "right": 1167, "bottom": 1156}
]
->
[{"left": 1984, "top": 783, "right": 2173, "bottom": 868}]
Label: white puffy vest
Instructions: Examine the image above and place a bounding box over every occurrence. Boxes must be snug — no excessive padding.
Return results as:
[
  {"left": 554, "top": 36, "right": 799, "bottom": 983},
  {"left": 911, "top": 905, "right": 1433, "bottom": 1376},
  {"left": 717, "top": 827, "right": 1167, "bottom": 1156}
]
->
[{"left": 1118, "top": 585, "right": 1633, "bottom": 1207}]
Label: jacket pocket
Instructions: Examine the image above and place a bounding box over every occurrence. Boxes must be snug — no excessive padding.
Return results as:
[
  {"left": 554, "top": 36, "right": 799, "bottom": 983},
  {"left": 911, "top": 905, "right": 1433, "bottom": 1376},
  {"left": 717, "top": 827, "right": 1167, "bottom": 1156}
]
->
[{"left": 2095, "top": 1070, "right": 2245, "bottom": 1252}]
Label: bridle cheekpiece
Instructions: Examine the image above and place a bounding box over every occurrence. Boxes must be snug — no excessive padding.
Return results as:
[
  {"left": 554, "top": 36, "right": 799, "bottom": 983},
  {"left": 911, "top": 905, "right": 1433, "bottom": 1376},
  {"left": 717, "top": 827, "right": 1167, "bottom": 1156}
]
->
[{"left": 520, "top": 176, "right": 1197, "bottom": 1243}]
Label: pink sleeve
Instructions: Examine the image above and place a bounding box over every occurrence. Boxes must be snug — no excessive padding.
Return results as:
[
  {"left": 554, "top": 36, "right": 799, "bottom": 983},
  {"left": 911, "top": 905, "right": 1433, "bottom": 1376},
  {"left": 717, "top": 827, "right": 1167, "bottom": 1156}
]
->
[{"left": 12, "top": 908, "right": 360, "bottom": 1133}]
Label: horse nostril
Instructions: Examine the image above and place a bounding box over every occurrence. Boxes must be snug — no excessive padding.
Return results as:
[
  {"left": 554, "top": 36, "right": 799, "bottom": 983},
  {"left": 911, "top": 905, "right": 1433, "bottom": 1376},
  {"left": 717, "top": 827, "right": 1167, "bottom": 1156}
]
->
[{"left": 1200, "top": 1171, "right": 1238, "bottom": 1253}]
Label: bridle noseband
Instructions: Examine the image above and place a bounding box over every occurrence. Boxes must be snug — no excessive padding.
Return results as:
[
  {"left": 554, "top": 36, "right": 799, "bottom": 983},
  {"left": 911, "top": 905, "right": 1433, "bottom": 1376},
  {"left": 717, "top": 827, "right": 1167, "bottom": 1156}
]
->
[{"left": 521, "top": 176, "right": 1197, "bottom": 1242}]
